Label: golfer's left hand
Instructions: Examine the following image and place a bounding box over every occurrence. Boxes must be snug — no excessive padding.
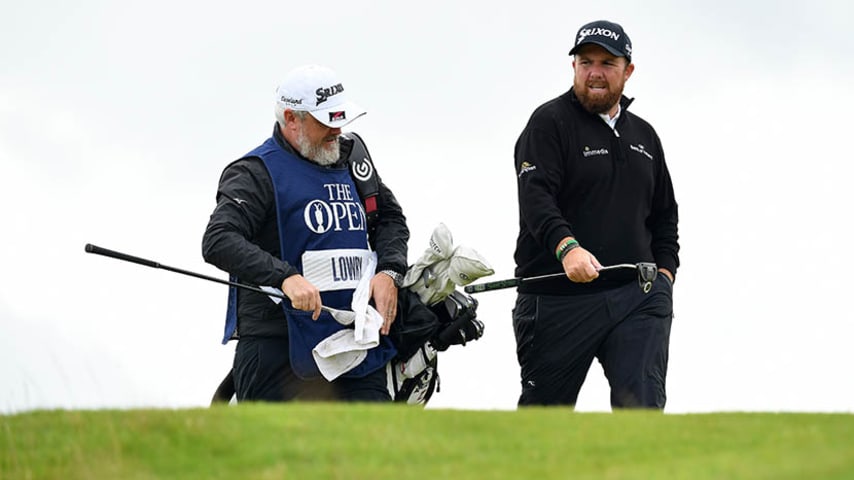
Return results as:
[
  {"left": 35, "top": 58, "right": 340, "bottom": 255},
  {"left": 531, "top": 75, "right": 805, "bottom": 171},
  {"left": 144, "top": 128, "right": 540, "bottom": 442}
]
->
[{"left": 371, "top": 273, "right": 398, "bottom": 335}]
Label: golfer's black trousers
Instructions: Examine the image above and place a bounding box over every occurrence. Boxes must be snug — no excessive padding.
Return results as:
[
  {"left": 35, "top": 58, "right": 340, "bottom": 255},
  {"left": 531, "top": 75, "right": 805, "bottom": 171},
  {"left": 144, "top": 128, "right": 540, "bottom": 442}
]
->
[{"left": 513, "top": 274, "right": 673, "bottom": 408}]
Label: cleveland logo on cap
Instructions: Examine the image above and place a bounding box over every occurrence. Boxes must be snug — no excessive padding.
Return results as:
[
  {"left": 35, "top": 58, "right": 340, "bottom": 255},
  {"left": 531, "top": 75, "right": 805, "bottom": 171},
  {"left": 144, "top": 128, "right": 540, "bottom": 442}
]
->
[{"left": 280, "top": 96, "right": 302, "bottom": 105}]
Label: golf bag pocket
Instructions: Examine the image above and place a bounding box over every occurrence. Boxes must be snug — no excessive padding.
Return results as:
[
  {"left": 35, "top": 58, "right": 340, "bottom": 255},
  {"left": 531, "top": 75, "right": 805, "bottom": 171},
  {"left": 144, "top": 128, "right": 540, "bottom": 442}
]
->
[
  {"left": 390, "top": 289, "right": 442, "bottom": 362},
  {"left": 387, "top": 288, "right": 485, "bottom": 405},
  {"left": 388, "top": 346, "right": 439, "bottom": 405}
]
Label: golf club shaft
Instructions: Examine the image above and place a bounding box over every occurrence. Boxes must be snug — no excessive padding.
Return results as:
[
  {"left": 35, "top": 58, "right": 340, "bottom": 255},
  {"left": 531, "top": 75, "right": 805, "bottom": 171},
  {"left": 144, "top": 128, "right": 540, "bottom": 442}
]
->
[
  {"left": 84, "top": 243, "right": 288, "bottom": 300},
  {"left": 464, "top": 272, "right": 564, "bottom": 293},
  {"left": 463, "top": 277, "right": 523, "bottom": 294},
  {"left": 598, "top": 263, "right": 637, "bottom": 272},
  {"left": 463, "top": 264, "right": 640, "bottom": 294}
]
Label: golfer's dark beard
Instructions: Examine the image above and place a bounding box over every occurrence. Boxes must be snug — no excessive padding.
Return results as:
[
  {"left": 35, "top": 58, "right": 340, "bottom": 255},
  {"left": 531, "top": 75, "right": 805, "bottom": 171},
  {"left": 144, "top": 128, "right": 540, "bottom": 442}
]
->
[{"left": 575, "top": 85, "right": 623, "bottom": 115}]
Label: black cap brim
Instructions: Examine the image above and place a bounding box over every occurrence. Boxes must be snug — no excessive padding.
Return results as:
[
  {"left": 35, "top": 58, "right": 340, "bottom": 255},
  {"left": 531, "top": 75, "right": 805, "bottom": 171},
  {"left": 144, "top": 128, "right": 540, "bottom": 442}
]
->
[{"left": 568, "top": 40, "right": 630, "bottom": 62}]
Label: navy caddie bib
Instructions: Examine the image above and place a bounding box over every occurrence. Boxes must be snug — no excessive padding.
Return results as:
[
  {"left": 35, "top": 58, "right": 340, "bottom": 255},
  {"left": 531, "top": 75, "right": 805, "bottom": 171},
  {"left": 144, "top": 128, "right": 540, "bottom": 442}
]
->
[{"left": 225, "top": 136, "right": 396, "bottom": 379}]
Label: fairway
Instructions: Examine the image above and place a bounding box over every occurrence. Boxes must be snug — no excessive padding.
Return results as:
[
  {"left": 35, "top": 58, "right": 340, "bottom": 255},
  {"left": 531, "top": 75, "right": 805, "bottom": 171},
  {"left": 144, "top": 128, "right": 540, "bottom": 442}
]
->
[{"left": 3, "top": 404, "right": 853, "bottom": 479}]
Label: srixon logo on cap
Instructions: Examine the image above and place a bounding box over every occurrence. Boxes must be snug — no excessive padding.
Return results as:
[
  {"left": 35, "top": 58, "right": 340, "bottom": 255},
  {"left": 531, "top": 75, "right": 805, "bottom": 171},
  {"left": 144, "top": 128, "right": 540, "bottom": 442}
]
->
[
  {"left": 316, "top": 83, "right": 344, "bottom": 105},
  {"left": 577, "top": 27, "right": 620, "bottom": 44}
]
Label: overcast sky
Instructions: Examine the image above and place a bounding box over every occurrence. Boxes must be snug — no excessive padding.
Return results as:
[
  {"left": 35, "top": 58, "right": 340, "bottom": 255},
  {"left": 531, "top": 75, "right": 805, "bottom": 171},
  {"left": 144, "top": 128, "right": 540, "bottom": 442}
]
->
[{"left": 2, "top": 0, "right": 853, "bottom": 414}]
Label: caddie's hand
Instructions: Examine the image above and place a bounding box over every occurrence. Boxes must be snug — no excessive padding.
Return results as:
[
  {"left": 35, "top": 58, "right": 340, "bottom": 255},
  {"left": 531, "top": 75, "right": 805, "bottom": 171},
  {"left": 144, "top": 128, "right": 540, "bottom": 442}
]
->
[
  {"left": 371, "top": 273, "right": 398, "bottom": 336},
  {"left": 562, "top": 247, "right": 602, "bottom": 283},
  {"left": 282, "top": 274, "right": 323, "bottom": 320}
]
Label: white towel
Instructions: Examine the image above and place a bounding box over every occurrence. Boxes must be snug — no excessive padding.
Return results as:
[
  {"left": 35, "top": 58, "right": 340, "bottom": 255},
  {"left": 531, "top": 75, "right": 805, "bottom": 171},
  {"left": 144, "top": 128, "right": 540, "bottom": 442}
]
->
[{"left": 312, "top": 252, "right": 383, "bottom": 380}]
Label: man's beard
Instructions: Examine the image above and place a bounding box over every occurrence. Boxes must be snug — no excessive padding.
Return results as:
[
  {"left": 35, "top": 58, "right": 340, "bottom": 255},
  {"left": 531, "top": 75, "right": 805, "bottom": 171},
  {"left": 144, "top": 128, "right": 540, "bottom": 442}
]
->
[
  {"left": 575, "top": 81, "right": 624, "bottom": 115},
  {"left": 295, "top": 130, "right": 340, "bottom": 166}
]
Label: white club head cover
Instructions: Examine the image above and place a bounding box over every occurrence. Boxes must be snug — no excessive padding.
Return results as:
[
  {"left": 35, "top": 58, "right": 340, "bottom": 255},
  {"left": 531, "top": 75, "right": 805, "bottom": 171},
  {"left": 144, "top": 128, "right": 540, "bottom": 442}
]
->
[
  {"left": 449, "top": 245, "right": 494, "bottom": 286},
  {"left": 403, "top": 223, "right": 494, "bottom": 305},
  {"left": 402, "top": 223, "right": 454, "bottom": 289}
]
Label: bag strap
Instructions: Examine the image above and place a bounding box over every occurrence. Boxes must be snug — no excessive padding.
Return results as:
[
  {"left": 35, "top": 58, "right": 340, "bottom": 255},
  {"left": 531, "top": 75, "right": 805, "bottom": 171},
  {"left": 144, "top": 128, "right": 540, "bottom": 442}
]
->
[{"left": 342, "top": 132, "right": 380, "bottom": 233}]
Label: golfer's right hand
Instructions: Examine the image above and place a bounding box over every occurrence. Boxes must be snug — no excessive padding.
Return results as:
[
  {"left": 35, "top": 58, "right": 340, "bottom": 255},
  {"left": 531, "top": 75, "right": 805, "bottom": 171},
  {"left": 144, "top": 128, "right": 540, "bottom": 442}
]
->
[
  {"left": 562, "top": 247, "right": 601, "bottom": 283},
  {"left": 282, "top": 274, "right": 322, "bottom": 320}
]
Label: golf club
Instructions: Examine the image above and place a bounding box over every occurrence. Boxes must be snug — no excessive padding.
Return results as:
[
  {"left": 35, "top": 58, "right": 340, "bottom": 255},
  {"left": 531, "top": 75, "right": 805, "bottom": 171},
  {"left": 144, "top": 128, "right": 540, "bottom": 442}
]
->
[
  {"left": 464, "top": 262, "right": 658, "bottom": 294},
  {"left": 83, "top": 243, "right": 355, "bottom": 322}
]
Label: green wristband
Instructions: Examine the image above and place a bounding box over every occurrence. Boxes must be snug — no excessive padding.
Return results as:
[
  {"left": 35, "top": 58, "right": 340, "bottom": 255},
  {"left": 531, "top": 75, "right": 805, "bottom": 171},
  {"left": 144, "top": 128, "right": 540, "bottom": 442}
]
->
[{"left": 555, "top": 239, "right": 580, "bottom": 261}]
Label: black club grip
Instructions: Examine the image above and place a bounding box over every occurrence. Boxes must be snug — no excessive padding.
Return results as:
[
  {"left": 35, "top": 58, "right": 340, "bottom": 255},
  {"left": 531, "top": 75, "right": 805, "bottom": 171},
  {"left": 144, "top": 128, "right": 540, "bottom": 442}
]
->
[
  {"left": 84, "top": 244, "right": 160, "bottom": 269},
  {"left": 464, "top": 278, "right": 521, "bottom": 294}
]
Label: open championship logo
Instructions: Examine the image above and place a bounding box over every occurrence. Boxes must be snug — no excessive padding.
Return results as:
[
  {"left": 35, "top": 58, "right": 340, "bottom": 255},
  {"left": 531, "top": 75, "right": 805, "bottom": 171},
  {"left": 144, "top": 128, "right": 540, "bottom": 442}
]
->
[
  {"left": 304, "top": 200, "right": 335, "bottom": 234},
  {"left": 303, "top": 183, "right": 367, "bottom": 234}
]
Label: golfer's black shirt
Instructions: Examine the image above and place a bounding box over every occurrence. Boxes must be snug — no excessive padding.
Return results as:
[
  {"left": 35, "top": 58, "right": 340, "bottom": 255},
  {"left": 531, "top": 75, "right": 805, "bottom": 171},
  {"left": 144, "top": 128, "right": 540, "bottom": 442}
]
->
[{"left": 513, "top": 89, "right": 679, "bottom": 295}]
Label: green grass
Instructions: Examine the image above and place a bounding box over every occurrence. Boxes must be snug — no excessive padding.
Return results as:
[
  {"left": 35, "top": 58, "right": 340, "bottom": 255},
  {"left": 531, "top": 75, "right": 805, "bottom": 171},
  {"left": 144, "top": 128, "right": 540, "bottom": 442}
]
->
[{"left": 3, "top": 404, "right": 853, "bottom": 479}]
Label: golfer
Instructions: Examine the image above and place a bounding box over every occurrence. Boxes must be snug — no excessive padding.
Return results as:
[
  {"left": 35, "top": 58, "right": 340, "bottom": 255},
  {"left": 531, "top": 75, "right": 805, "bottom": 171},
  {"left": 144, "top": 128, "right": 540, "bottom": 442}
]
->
[{"left": 511, "top": 20, "right": 680, "bottom": 408}]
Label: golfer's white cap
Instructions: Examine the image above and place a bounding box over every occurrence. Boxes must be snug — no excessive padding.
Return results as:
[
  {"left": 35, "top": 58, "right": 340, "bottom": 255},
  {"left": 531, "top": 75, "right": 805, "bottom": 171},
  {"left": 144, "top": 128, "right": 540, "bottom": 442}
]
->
[{"left": 274, "top": 64, "right": 366, "bottom": 128}]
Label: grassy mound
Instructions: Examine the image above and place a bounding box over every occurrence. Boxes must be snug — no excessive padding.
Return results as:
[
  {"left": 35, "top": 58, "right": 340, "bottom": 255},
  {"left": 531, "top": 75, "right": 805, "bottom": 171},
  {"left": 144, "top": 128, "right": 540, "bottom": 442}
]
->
[{"left": 3, "top": 404, "right": 853, "bottom": 479}]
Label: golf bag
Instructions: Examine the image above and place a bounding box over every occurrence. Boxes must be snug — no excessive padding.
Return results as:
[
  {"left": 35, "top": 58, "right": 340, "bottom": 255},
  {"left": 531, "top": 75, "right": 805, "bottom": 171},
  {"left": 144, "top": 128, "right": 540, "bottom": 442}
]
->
[
  {"left": 387, "top": 288, "right": 484, "bottom": 404},
  {"left": 385, "top": 222, "right": 492, "bottom": 405}
]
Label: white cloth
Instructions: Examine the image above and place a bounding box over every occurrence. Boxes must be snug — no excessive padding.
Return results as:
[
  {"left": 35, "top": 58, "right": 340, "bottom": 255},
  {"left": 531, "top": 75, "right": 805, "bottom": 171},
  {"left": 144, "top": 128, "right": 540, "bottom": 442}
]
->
[
  {"left": 312, "top": 252, "right": 383, "bottom": 380},
  {"left": 402, "top": 223, "right": 494, "bottom": 305}
]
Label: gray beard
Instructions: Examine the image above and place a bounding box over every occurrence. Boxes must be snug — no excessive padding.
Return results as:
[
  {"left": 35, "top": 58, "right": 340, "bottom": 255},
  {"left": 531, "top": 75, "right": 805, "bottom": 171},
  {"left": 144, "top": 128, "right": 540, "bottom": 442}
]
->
[{"left": 296, "top": 130, "right": 340, "bottom": 166}]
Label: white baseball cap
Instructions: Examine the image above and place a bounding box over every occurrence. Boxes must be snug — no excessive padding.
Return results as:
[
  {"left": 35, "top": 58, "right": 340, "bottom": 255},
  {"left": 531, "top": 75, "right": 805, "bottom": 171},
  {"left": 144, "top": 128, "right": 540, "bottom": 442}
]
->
[{"left": 274, "top": 64, "right": 366, "bottom": 128}]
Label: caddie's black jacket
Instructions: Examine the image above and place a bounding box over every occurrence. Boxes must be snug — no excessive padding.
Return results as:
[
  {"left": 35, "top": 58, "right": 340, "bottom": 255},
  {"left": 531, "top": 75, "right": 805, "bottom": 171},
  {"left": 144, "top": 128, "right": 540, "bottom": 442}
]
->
[
  {"left": 202, "top": 125, "right": 409, "bottom": 338},
  {"left": 514, "top": 88, "right": 679, "bottom": 295}
]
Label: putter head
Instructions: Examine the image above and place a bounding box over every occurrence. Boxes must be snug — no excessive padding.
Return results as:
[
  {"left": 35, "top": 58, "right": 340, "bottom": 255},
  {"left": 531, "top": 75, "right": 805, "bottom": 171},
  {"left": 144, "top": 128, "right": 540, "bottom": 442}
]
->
[{"left": 637, "top": 262, "right": 657, "bottom": 293}]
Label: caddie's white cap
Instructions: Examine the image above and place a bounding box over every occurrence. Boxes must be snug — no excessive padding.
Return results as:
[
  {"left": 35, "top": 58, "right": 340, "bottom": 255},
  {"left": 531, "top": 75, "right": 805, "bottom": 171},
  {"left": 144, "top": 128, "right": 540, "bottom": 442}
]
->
[{"left": 274, "top": 64, "right": 366, "bottom": 128}]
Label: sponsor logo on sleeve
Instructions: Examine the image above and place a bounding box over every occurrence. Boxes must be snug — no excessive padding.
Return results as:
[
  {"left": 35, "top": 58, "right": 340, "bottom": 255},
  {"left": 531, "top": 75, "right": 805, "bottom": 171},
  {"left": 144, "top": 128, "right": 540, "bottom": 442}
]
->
[{"left": 518, "top": 161, "right": 537, "bottom": 178}]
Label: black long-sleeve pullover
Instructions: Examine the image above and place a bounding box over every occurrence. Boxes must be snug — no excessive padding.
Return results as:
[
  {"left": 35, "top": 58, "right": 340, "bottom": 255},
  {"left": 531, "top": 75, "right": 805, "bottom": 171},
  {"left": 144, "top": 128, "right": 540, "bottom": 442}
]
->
[{"left": 513, "top": 88, "right": 679, "bottom": 295}]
